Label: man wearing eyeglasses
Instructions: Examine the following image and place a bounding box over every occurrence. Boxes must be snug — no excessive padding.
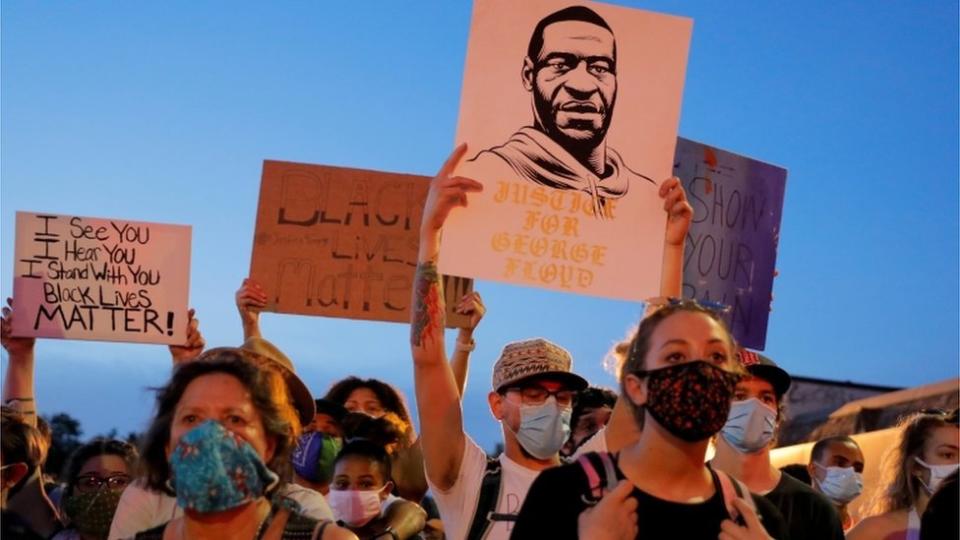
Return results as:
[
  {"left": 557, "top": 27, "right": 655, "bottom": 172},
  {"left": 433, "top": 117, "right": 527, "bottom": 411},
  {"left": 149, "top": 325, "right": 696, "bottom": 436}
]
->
[
  {"left": 465, "top": 5, "right": 654, "bottom": 219},
  {"left": 410, "top": 154, "right": 589, "bottom": 539},
  {"left": 412, "top": 333, "right": 587, "bottom": 540}
]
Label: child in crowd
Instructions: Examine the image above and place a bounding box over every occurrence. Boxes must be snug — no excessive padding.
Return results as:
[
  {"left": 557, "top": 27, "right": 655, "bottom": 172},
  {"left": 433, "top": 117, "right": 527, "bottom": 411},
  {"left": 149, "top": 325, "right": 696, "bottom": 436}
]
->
[{"left": 329, "top": 440, "right": 426, "bottom": 540}]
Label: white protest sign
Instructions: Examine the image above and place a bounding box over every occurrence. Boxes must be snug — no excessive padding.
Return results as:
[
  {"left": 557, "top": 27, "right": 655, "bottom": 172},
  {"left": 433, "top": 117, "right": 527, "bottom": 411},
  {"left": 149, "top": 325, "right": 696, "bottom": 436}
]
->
[
  {"left": 440, "top": 0, "right": 692, "bottom": 300},
  {"left": 12, "top": 212, "right": 191, "bottom": 344}
]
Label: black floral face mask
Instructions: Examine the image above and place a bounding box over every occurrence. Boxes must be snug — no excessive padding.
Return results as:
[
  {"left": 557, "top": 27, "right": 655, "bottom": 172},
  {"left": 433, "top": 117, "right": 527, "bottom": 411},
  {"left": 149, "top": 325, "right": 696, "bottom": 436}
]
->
[{"left": 634, "top": 360, "right": 741, "bottom": 442}]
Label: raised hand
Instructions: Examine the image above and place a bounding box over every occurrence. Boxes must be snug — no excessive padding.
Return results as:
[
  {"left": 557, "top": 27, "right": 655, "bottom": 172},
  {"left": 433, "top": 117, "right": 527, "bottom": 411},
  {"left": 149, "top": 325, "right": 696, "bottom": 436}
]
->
[
  {"left": 168, "top": 308, "right": 205, "bottom": 365},
  {"left": 1, "top": 297, "right": 36, "bottom": 358},
  {"left": 660, "top": 176, "right": 693, "bottom": 247},
  {"left": 454, "top": 291, "right": 486, "bottom": 332},
  {"left": 420, "top": 144, "right": 483, "bottom": 236}
]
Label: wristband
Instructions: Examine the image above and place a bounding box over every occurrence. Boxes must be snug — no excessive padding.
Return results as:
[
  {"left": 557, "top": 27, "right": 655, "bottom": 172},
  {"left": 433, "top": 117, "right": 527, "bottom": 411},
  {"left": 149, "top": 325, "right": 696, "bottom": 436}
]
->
[{"left": 455, "top": 338, "right": 476, "bottom": 352}]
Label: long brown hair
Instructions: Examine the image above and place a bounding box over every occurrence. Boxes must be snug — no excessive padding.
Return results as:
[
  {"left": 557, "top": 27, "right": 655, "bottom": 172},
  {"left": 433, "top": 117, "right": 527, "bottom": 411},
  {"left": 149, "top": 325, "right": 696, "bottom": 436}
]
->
[
  {"left": 620, "top": 300, "right": 738, "bottom": 426},
  {"left": 870, "top": 411, "right": 955, "bottom": 514},
  {"left": 139, "top": 348, "right": 301, "bottom": 494}
]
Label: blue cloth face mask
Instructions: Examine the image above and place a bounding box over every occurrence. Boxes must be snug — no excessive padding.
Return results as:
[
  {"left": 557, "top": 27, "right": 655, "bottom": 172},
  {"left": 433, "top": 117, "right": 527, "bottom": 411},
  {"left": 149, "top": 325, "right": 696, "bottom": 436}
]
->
[
  {"left": 169, "top": 420, "right": 279, "bottom": 513},
  {"left": 505, "top": 398, "right": 571, "bottom": 460},
  {"left": 814, "top": 464, "right": 863, "bottom": 504},
  {"left": 720, "top": 398, "right": 777, "bottom": 453}
]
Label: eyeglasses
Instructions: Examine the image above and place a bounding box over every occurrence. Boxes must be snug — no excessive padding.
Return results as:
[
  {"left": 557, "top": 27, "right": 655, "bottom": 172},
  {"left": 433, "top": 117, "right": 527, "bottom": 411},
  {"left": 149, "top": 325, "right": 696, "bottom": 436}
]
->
[
  {"left": 504, "top": 386, "right": 575, "bottom": 407},
  {"left": 75, "top": 474, "right": 131, "bottom": 493}
]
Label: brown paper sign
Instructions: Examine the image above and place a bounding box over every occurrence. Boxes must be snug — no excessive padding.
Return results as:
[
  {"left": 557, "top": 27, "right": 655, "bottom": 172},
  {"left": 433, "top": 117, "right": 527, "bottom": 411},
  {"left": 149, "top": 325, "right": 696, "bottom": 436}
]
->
[{"left": 250, "top": 160, "right": 471, "bottom": 327}]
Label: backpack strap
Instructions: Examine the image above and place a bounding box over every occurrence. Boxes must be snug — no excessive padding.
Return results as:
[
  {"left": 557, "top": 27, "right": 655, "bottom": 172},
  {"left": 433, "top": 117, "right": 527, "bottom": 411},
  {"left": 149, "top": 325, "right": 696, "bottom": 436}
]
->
[
  {"left": 715, "top": 470, "right": 757, "bottom": 523},
  {"left": 465, "top": 457, "right": 504, "bottom": 540},
  {"left": 577, "top": 452, "right": 619, "bottom": 504}
]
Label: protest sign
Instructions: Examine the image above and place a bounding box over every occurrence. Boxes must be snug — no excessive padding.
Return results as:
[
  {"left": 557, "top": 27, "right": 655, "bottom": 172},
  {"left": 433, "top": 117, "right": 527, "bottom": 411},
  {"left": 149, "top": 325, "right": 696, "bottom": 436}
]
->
[
  {"left": 674, "top": 137, "right": 787, "bottom": 350},
  {"left": 250, "top": 160, "right": 471, "bottom": 326},
  {"left": 12, "top": 212, "right": 191, "bottom": 344},
  {"left": 439, "top": 0, "right": 692, "bottom": 301}
]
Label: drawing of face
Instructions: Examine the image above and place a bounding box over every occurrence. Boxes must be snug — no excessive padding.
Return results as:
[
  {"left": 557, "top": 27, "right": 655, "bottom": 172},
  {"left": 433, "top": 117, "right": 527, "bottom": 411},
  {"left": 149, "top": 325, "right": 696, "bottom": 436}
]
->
[{"left": 525, "top": 20, "right": 617, "bottom": 153}]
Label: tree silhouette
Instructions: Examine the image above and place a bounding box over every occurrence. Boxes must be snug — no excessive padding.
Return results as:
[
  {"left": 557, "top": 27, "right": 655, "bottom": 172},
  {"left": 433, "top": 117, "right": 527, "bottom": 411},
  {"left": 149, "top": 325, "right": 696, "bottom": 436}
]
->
[{"left": 43, "top": 412, "right": 83, "bottom": 480}]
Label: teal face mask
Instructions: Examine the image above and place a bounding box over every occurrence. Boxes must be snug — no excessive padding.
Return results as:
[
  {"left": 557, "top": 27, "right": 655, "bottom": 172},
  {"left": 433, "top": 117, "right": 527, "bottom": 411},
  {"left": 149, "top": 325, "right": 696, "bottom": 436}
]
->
[
  {"left": 169, "top": 420, "right": 278, "bottom": 513},
  {"left": 506, "top": 398, "right": 571, "bottom": 460}
]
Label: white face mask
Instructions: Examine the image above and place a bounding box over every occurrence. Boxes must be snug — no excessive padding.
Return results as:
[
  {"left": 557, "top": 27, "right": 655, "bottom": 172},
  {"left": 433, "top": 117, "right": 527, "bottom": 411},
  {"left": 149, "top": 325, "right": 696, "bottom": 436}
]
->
[
  {"left": 914, "top": 457, "right": 960, "bottom": 495},
  {"left": 327, "top": 487, "right": 384, "bottom": 527},
  {"left": 814, "top": 463, "right": 863, "bottom": 504},
  {"left": 720, "top": 398, "right": 777, "bottom": 453}
]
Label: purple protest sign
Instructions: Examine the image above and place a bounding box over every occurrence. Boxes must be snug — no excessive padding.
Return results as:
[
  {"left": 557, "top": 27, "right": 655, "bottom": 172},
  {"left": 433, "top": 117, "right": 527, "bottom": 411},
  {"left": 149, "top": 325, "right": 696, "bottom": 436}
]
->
[{"left": 674, "top": 138, "right": 787, "bottom": 350}]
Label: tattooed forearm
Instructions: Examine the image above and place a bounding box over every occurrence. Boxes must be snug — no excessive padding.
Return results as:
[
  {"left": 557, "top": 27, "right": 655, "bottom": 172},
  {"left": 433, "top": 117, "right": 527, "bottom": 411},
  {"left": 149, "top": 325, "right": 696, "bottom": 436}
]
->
[{"left": 411, "top": 261, "right": 444, "bottom": 347}]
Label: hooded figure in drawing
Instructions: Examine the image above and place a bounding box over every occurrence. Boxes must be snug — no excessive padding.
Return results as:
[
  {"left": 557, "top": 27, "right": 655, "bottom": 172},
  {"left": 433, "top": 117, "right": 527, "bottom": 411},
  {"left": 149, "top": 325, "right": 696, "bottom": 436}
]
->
[{"left": 468, "top": 5, "right": 653, "bottom": 219}]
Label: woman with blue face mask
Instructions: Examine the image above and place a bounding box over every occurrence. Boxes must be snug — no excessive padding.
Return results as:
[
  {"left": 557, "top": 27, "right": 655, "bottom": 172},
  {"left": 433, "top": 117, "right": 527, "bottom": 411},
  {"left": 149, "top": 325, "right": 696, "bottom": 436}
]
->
[
  {"left": 131, "top": 348, "right": 357, "bottom": 540},
  {"left": 848, "top": 409, "right": 960, "bottom": 540}
]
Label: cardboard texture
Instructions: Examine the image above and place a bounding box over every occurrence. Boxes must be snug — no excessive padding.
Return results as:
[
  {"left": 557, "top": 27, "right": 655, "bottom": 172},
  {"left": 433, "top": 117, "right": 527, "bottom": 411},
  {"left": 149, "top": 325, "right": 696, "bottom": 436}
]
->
[{"left": 250, "top": 160, "right": 471, "bottom": 327}]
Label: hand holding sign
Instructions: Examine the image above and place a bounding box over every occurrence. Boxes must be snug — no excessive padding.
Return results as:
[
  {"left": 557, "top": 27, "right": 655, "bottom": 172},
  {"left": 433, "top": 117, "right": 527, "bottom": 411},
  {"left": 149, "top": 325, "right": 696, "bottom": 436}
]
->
[
  {"left": 235, "top": 278, "right": 268, "bottom": 339},
  {"left": 168, "top": 308, "right": 206, "bottom": 366},
  {"left": 1, "top": 298, "right": 36, "bottom": 358},
  {"left": 660, "top": 176, "right": 693, "bottom": 247}
]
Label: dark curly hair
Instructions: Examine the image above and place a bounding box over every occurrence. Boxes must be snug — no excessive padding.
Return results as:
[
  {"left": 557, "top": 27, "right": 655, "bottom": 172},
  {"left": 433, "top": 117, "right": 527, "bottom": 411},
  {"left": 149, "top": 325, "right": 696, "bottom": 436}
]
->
[
  {"left": 138, "top": 348, "right": 301, "bottom": 495},
  {"left": 61, "top": 438, "right": 139, "bottom": 497},
  {"left": 324, "top": 377, "right": 412, "bottom": 430}
]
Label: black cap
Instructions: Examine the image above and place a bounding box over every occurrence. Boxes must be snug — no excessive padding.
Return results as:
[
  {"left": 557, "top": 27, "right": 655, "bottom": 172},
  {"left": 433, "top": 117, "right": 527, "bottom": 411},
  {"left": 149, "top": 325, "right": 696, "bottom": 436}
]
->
[
  {"left": 314, "top": 398, "right": 347, "bottom": 423},
  {"left": 737, "top": 348, "right": 791, "bottom": 398}
]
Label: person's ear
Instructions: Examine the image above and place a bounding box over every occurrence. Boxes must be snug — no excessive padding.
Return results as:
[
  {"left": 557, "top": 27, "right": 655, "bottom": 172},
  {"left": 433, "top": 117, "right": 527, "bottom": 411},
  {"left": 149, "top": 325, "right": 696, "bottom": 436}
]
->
[
  {"left": 522, "top": 57, "right": 535, "bottom": 92},
  {"left": 488, "top": 391, "right": 504, "bottom": 421},
  {"left": 1, "top": 462, "right": 29, "bottom": 491},
  {"left": 622, "top": 374, "right": 647, "bottom": 408},
  {"left": 264, "top": 436, "right": 277, "bottom": 465},
  {"left": 380, "top": 481, "right": 395, "bottom": 501},
  {"left": 807, "top": 462, "right": 819, "bottom": 483}
]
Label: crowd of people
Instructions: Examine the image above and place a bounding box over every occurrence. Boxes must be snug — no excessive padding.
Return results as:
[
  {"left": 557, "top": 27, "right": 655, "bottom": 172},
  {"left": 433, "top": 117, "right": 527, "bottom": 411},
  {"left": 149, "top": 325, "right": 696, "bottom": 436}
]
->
[{"left": 0, "top": 143, "right": 957, "bottom": 540}]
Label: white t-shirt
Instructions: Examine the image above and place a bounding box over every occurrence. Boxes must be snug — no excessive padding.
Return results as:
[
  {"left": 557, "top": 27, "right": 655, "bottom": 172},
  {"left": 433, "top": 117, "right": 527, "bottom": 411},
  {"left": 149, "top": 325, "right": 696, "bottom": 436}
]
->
[
  {"left": 427, "top": 435, "right": 540, "bottom": 540},
  {"left": 569, "top": 427, "right": 609, "bottom": 461},
  {"left": 108, "top": 481, "right": 333, "bottom": 539}
]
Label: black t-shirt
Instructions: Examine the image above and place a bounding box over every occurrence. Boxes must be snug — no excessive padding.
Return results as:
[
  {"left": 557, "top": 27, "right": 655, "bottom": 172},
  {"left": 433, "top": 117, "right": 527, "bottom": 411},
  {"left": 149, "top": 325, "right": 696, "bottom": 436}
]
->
[
  {"left": 511, "top": 454, "right": 789, "bottom": 539},
  {"left": 764, "top": 472, "right": 844, "bottom": 540}
]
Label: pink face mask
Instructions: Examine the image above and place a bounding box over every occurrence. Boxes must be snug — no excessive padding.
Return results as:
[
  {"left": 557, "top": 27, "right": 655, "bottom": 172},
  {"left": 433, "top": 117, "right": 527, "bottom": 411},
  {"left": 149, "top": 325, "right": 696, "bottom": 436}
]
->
[{"left": 327, "top": 487, "right": 384, "bottom": 527}]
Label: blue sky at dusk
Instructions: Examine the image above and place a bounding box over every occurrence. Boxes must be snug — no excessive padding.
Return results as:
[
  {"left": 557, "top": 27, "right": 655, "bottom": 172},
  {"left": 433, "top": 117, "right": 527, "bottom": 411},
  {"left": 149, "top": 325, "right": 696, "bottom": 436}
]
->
[{"left": 2, "top": 1, "right": 957, "bottom": 450}]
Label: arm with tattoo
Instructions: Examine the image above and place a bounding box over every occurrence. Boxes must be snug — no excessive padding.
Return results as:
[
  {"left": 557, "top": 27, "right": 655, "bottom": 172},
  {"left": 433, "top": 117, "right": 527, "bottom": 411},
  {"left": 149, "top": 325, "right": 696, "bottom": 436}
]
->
[{"left": 409, "top": 145, "right": 483, "bottom": 490}]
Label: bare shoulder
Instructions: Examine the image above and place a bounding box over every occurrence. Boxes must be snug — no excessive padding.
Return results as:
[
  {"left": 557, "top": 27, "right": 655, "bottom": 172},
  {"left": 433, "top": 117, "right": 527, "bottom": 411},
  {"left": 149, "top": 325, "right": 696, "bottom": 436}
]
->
[{"left": 320, "top": 523, "right": 359, "bottom": 540}]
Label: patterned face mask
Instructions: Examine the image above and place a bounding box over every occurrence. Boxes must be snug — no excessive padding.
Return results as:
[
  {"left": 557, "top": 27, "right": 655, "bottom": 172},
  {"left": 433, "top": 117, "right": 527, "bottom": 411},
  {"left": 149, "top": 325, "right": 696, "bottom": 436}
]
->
[
  {"left": 63, "top": 488, "right": 124, "bottom": 539},
  {"left": 292, "top": 431, "right": 342, "bottom": 484},
  {"left": 634, "top": 360, "right": 741, "bottom": 442},
  {"left": 169, "top": 420, "right": 279, "bottom": 513}
]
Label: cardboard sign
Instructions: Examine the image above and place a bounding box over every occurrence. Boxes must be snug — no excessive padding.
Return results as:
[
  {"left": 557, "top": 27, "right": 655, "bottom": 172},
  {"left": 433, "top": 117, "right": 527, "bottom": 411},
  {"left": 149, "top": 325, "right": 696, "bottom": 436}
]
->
[
  {"left": 674, "top": 137, "right": 787, "bottom": 350},
  {"left": 12, "top": 212, "right": 191, "bottom": 344},
  {"left": 250, "top": 160, "right": 471, "bottom": 326},
  {"left": 439, "top": 0, "right": 693, "bottom": 301}
]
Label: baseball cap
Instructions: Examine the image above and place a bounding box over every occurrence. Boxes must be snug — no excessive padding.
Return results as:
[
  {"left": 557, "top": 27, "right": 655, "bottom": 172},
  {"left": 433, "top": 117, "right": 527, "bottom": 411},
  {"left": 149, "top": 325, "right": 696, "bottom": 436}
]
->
[
  {"left": 492, "top": 338, "right": 588, "bottom": 392},
  {"left": 737, "top": 348, "right": 791, "bottom": 398},
  {"left": 240, "top": 337, "right": 316, "bottom": 426}
]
